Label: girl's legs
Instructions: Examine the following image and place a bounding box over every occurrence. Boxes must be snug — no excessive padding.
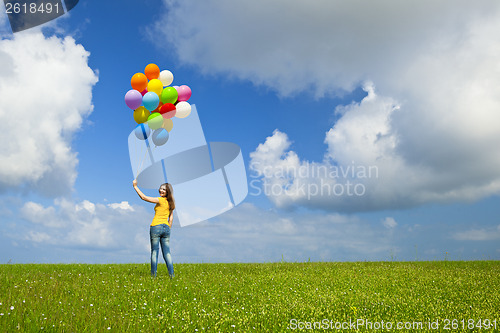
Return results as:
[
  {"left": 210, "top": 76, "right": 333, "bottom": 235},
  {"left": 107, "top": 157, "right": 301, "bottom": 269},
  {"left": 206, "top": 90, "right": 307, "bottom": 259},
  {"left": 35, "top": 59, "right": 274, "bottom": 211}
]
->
[
  {"left": 150, "top": 225, "right": 161, "bottom": 277},
  {"left": 160, "top": 225, "right": 175, "bottom": 278}
]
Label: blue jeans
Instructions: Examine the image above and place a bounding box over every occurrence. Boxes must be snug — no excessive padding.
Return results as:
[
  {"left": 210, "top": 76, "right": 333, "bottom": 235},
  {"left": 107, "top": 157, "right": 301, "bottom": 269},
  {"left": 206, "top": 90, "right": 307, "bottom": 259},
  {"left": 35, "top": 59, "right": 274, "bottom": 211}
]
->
[{"left": 150, "top": 224, "right": 174, "bottom": 278}]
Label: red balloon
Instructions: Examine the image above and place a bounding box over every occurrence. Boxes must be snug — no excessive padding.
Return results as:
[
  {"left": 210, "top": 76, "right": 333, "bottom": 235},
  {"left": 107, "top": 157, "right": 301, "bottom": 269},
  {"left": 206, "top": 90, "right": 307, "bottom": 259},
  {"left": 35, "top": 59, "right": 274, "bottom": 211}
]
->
[
  {"left": 160, "top": 103, "right": 176, "bottom": 119},
  {"left": 159, "top": 103, "right": 175, "bottom": 114}
]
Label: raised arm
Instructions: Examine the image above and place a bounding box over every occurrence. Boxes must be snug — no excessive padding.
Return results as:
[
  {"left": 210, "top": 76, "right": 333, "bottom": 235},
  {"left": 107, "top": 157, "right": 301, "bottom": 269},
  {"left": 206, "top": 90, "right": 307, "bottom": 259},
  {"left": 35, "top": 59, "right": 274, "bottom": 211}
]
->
[{"left": 133, "top": 179, "right": 159, "bottom": 204}]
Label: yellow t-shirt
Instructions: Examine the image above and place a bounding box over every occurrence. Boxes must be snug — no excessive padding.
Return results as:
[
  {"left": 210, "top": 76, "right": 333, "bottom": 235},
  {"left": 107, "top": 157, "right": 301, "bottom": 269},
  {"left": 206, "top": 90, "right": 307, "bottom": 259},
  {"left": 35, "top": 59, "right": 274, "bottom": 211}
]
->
[{"left": 151, "top": 197, "right": 171, "bottom": 227}]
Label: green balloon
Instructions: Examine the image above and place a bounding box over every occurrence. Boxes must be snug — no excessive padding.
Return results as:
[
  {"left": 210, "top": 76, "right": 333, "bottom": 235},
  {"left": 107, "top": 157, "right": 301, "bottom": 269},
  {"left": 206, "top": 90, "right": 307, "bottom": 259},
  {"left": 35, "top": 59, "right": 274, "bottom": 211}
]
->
[
  {"left": 161, "top": 86, "right": 178, "bottom": 104},
  {"left": 147, "top": 112, "right": 163, "bottom": 130}
]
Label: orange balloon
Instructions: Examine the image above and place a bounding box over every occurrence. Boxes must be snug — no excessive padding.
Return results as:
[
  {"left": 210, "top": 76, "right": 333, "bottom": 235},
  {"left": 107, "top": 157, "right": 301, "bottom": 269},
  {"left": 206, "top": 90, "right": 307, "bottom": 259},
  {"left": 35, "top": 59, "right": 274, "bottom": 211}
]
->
[
  {"left": 153, "top": 101, "right": 164, "bottom": 113},
  {"left": 145, "top": 63, "right": 160, "bottom": 80},
  {"left": 131, "top": 73, "right": 148, "bottom": 92}
]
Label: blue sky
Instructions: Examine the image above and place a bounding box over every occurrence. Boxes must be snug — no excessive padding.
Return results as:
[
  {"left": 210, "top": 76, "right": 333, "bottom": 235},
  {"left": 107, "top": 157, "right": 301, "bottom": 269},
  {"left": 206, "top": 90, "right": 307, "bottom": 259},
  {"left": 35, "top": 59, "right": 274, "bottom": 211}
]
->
[{"left": 0, "top": 0, "right": 499, "bottom": 264}]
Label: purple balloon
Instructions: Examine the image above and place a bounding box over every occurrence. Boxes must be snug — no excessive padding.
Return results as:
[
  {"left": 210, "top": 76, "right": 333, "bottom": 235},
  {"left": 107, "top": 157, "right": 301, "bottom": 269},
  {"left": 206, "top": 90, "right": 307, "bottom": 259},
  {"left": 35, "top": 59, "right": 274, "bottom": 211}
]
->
[
  {"left": 125, "top": 89, "right": 142, "bottom": 110},
  {"left": 177, "top": 85, "right": 192, "bottom": 102}
]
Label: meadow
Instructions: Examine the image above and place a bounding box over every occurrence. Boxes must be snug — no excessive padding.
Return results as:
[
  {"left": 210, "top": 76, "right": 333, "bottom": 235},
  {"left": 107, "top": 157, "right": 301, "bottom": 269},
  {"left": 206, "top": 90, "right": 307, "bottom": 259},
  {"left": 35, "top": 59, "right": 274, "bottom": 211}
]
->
[{"left": 0, "top": 261, "right": 499, "bottom": 332}]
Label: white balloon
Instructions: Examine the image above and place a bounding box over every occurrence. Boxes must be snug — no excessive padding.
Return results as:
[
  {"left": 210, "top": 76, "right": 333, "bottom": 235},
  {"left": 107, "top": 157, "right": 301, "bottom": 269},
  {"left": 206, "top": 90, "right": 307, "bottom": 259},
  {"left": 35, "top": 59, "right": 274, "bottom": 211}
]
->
[
  {"left": 159, "top": 70, "right": 174, "bottom": 86},
  {"left": 175, "top": 101, "right": 192, "bottom": 118}
]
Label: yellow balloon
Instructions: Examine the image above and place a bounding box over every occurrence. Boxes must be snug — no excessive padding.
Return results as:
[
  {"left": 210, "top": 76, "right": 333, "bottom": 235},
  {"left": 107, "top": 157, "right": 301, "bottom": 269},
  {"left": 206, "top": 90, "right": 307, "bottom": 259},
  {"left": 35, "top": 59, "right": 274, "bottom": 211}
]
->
[
  {"left": 162, "top": 118, "right": 173, "bottom": 132},
  {"left": 147, "top": 79, "right": 163, "bottom": 96},
  {"left": 133, "top": 106, "right": 150, "bottom": 124}
]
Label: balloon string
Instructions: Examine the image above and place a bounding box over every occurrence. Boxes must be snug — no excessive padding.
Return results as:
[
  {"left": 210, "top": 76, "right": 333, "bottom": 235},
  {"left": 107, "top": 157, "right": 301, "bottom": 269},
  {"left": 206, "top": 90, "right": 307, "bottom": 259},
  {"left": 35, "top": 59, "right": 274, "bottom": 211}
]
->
[
  {"left": 135, "top": 146, "right": 149, "bottom": 180},
  {"left": 135, "top": 144, "right": 159, "bottom": 179}
]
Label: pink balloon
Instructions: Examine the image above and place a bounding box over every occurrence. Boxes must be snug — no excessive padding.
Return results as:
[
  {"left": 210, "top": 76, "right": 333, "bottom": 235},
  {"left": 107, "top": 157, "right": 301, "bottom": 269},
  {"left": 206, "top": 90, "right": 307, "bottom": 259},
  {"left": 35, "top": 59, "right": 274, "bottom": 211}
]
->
[
  {"left": 125, "top": 89, "right": 142, "bottom": 110},
  {"left": 141, "top": 88, "right": 148, "bottom": 96},
  {"left": 177, "top": 85, "right": 192, "bottom": 102}
]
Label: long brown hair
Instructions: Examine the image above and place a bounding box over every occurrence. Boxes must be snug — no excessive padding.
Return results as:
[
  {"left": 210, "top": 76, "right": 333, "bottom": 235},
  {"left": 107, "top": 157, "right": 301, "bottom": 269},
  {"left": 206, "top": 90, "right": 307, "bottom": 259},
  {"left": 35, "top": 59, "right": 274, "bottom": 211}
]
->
[{"left": 161, "top": 183, "right": 175, "bottom": 213}]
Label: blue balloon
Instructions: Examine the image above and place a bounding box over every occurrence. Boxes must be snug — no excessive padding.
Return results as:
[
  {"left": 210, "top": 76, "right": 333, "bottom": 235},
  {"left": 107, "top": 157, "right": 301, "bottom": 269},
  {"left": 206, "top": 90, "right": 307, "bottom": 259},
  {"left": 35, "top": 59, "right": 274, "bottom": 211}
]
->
[
  {"left": 152, "top": 128, "right": 169, "bottom": 146},
  {"left": 142, "top": 91, "right": 160, "bottom": 111},
  {"left": 135, "top": 123, "right": 151, "bottom": 140}
]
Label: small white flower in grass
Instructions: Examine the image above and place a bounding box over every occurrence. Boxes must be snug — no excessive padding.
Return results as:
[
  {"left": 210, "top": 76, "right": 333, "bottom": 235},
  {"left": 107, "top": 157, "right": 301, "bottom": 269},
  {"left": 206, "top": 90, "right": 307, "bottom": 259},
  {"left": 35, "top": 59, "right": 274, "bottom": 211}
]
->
[
  {"left": 10, "top": 306, "right": 14, "bottom": 310},
  {"left": 107, "top": 328, "right": 111, "bottom": 330}
]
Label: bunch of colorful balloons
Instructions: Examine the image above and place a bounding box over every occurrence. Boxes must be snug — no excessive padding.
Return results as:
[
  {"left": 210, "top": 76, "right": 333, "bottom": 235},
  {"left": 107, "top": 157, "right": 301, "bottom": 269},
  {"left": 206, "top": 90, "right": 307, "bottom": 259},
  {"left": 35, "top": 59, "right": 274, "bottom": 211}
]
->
[{"left": 124, "top": 63, "right": 192, "bottom": 146}]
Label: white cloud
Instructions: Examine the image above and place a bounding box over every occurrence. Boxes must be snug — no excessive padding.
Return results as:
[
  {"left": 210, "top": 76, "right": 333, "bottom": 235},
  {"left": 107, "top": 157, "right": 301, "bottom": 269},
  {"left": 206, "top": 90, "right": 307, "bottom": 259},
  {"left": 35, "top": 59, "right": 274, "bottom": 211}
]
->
[
  {"left": 8, "top": 199, "right": 500, "bottom": 262},
  {"left": 14, "top": 199, "right": 397, "bottom": 262},
  {"left": 14, "top": 198, "right": 399, "bottom": 262},
  {"left": 382, "top": 217, "right": 397, "bottom": 229},
  {"left": 0, "top": 32, "right": 98, "bottom": 196},
  {"left": 76, "top": 200, "right": 96, "bottom": 214},
  {"left": 154, "top": 0, "right": 498, "bottom": 97},
  {"left": 172, "top": 203, "right": 397, "bottom": 263},
  {"left": 19, "top": 199, "right": 150, "bottom": 250},
  {"left": 249, "top": 83, "right": 500, "bottom": 211},
  {"left": 452, "top": 225, "right": 500, "bottom": 241},
  {"left": 21, "top": 201, "right": 61, "bottom": 228},
  {"left": 151, "top": 1, "right": 500, "bottom": 211},
  {"left": 172, "top": 204, "right": 500, "bottom": 261},
  {"left": 28, "top": 231, "right": 53, "bottom": 244},
  {"left": 108, "top": 201, "right": 135, "bottom": 211}
]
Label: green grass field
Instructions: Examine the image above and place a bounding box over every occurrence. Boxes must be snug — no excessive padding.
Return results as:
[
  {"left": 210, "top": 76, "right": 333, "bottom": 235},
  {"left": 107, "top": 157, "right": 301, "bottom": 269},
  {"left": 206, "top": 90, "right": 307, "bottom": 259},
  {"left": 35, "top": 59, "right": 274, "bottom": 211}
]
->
[{"left": 1, "top": 261, "right": 499, "bottom": 332}]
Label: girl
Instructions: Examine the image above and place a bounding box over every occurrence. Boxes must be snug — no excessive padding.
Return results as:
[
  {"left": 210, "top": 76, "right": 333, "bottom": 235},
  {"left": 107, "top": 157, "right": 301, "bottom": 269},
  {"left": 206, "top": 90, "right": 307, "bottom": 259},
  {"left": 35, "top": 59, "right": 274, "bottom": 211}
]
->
[{"left": 133, "top": 179, "right": 175, "bottom": 278}]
